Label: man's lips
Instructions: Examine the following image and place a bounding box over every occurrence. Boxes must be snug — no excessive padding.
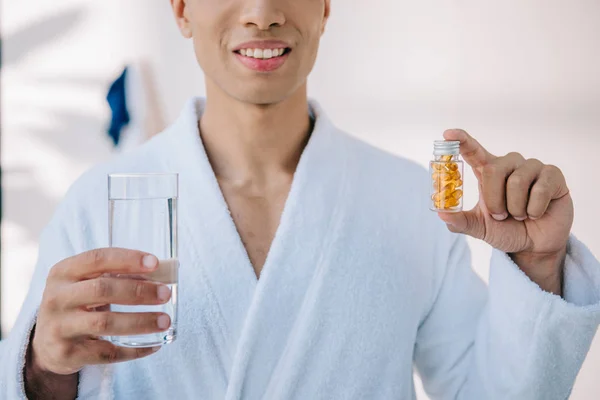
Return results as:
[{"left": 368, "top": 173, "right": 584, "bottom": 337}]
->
[
  {"left": 232, "top": 39, "right": 291, "bottom": 52},
  {"left": 234, "top": 50, "right": 291, "bottom": 72},
  {"left": 234, "top": 47, "right": 291, "bottom": 72}
]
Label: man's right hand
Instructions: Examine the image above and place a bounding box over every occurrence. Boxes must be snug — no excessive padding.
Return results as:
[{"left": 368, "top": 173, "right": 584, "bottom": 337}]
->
[{"left": 26, "top": 248, "right": 172, "bottom": 395}]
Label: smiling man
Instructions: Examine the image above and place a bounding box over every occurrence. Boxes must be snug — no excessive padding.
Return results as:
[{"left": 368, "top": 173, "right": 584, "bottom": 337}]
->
[{"left": 2, "top": 1, "right": 600, "bottom": 399}]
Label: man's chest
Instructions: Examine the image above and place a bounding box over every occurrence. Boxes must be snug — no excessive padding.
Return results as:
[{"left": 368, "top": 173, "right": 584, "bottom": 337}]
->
[{"left": 219, "top": 180, "right": 291, "bottom": 278}]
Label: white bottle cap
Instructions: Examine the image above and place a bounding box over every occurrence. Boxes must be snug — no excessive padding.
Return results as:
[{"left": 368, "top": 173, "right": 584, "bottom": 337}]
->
[{"left": 433, "top": 140, "right": 460, "bottom": 156}]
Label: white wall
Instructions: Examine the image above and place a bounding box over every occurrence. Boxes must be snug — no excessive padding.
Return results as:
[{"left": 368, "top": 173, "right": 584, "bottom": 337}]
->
[{"left": 2, "top": 1, "right": 599, "bottom": 398}]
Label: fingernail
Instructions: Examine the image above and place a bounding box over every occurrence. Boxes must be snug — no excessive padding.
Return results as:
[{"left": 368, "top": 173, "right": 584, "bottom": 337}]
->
[
  {"left": 514, "top": 216, "right": 527, "bottom": 221},
  {"left": 142, "top": 255, "right": 158, "bottom": 269},
  {"left": 157, "top": 285, "right": 171, "bottom": 301},
  {"left": 157, "top": 315, "right": 170, "bottom": 330},
  {"left": 492, "top": 213, "right": 508, "bottom": 221}
]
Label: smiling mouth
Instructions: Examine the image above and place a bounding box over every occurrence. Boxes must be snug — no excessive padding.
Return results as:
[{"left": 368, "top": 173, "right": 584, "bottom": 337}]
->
[{"left": 234, "top": 47, "right": 292, "bottom": 60}]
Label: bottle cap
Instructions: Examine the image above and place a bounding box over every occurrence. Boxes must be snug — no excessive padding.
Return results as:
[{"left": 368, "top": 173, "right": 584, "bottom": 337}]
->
[{"left": 434, "top": 140, "right": 461, "bottom": 156}]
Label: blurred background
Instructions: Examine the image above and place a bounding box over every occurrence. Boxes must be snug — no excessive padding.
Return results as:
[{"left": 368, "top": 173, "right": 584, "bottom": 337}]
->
[{"left": 1, "top": 0, "right": 599, "bottom": 398}]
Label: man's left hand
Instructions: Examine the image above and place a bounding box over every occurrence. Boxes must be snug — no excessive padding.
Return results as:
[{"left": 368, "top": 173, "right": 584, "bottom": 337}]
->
[{"left": 437, "top": 129, "right": 573, "bottom": 295}]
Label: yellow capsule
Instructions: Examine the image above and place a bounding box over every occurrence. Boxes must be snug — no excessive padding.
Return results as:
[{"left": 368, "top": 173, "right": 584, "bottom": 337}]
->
[
  {"left": 441, "top": 155, "right": 453, "bottom": 162},
  {"left": 451, "top": 189, "right": 463, "bottom": 200},
  {"left": 454, "top": 179, "right": 463, "bottom": 188},
  {"left": 432, "top": 192, "right": 444, "bottom": 203},
  {"left": 450, "top": 170, "right": 461, "bottom": 181},
  {"left": 436, "top": 172, "right": 454, "bottom": 183},
  {"left": 433, "top": 185, "right": 446, "bottom": 196},
  {"left": 439, "top": 188, "right": 453, "bottom": 200},
  {"left": 433, "top": 181, "right": 452, "bottom": 192},
  {"left": 446, "top": 163, "right": 459, "bottom": 172},
  {"left": 432, "top": 172, "right": 454, "bottom": 182},
  {"left": 442, "top": 182, "right": 456, "bottom": 193},
  {"left": 434, "top": 178, "right": 453, "bottom": 190},
  {"left": 434, "top": 196, "right": 457, "bottom": 209},
  {"left": 445, "top": 197, "right": 460, "bottom": 208},
  {"left": 431, "top": 163, "right": 445, "bottom": 172}
]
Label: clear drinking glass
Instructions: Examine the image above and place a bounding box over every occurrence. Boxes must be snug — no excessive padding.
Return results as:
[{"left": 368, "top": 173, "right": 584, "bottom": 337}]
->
[{"left": 108, "top": 173, "right": 179, "bottom": 348}]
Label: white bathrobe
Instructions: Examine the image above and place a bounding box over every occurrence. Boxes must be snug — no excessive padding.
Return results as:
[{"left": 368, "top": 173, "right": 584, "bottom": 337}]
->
[{"left": 2, "top": 98, "right": 600, "bottom": 400}]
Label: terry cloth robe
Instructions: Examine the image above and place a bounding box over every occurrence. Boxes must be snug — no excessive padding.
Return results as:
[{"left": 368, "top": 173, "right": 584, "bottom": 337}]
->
[{"left": 2, "top": 97, "right": 600, "bottom": 400}]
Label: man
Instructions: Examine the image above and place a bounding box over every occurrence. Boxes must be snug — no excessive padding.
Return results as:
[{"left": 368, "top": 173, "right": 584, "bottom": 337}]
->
[{"left": 2, "top": 0, "right": 600, "bottom": 399}]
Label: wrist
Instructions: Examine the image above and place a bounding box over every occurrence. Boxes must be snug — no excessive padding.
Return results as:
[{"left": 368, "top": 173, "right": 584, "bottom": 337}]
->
[
  {"left": 25, "top": 326, "right": 78, "bottom": 400},
  {"left": 509, "top": 246, "right": 567, "bottom": 296}
]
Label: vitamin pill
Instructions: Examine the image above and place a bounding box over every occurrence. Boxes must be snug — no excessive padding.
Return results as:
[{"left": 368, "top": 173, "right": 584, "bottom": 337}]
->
[{"left": 447, "top": 163, "right": 459, "bottom": 172}]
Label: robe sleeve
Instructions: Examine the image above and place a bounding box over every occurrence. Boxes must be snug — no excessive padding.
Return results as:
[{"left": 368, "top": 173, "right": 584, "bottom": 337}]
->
[
  {"left": 0, "top": 201, "right": 112, "bottom": 399},
  {"left": 413, "top": 233, "right": 600, "bottom": 400}
]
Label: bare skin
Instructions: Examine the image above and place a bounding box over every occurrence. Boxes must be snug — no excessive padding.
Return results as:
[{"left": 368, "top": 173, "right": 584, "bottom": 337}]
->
[
  {"left": 439, "top": 130, "right": 572, "bottom": 296},
  {"left": 200, "top": 88, "right": 313, "bottom": 278},
  {"left": 25, "top": 249, "right": 172, "bottom": 399},
  {"left": 171, "top": 0, "right": 330, "bottom": 277}
]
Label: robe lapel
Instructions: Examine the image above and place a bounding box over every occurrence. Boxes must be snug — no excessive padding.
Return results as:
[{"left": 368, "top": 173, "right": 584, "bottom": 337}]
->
[
  {"left": 163, "top": 99, "right": 259, "bottom": 377},
  {"left": 223, "top": 101, "right": 350, "bottom": 399},
  {"left": 162, "top": 98, "right": 349, "bottom": 396}
]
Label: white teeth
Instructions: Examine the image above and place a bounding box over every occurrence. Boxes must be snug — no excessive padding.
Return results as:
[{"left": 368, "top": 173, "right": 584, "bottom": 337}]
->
[{"left": 238, "top": 48, "right": 286, "bottom": 59}]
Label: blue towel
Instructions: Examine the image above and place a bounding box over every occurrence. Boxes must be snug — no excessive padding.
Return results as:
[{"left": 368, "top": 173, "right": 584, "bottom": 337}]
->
[{"left": 106, "top": 68, "right": 130, "bottom": 146}]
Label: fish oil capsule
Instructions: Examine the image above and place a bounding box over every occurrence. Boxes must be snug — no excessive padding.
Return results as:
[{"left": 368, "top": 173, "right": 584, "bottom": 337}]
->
[
  {"left": 430, "top": 140, "right": 464, "bottom": 212},
  {"left": 446, "top": 163, "right": 459, "bottom": 172},
  {"left": 451, "top": 189, "right": 463, "bottom": 200},
  {"left": 445, "top": 197, "right": 460, "bottom": 208},
  {"left": 431, "top": 163, "right": 446, "bottom": 172}
]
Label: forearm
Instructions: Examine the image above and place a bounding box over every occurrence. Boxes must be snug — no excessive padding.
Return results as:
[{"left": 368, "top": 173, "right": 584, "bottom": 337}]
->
[{"left": 24, "top": 327, "right": 78, "bottom": 400}]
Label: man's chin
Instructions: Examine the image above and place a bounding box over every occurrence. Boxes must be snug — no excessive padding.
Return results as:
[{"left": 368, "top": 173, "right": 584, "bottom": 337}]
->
[
  {"left": 211, "top": 76, "right": 307, "bottom": 107},
  {"left": 231, "top": 89, "right": 297, "bottom": 107}
]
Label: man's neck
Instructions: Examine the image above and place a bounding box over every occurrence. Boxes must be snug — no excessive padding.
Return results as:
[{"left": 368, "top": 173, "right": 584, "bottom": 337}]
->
[{"left": 199, "top": 85, "right": 313, "bottom": 186}]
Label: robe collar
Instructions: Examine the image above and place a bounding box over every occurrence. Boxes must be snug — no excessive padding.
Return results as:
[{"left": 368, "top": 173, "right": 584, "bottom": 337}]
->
[{"left": 162, "top": 97, "right": 349, "bottom": 392}]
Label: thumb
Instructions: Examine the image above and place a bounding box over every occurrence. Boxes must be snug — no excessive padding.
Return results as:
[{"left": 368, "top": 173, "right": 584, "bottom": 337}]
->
[{"left": 437, "top": 208, "right": 485, "bottom": 240}]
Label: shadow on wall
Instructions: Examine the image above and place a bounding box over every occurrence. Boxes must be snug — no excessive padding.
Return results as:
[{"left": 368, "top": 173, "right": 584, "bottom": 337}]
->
[
  {"left": 5, "top": 111, "right": 108, "bottom": 243},
  {"left": 24, "top": 110, "right": 108, "bottom": 164},
  {"left": 1, "top": 168, "right": 60, "bottom": 244},
  {"left": 2, "top": 6, "right": 113, "bottom": 242},
  {"left": 2, "top": 8, "right": 86, "bottom": 66}
]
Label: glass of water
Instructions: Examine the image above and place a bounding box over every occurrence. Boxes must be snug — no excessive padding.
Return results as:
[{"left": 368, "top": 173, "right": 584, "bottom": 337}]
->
[{"left": 108, "top": 173, "right": 179, "bottom": 348}]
